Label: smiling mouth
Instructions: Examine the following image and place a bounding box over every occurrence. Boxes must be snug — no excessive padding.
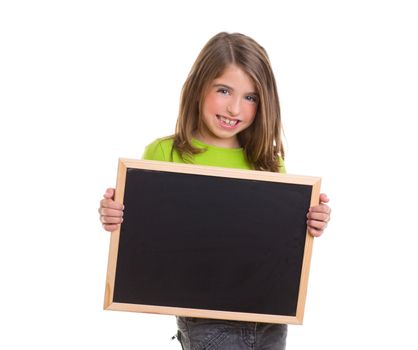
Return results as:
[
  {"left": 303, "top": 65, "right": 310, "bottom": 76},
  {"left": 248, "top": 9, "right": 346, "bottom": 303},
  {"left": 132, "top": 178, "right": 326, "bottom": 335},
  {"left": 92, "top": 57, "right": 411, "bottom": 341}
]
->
[{"left": 216, "top": 115, "right": 241, "bottom": 127}]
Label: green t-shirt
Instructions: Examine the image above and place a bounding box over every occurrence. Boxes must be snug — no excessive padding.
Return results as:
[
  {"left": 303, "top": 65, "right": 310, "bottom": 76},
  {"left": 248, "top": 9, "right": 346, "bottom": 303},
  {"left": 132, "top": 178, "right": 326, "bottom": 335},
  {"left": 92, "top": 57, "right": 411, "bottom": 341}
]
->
[{"left": 142, "top": 137, "right": 286, "bottom": 173}]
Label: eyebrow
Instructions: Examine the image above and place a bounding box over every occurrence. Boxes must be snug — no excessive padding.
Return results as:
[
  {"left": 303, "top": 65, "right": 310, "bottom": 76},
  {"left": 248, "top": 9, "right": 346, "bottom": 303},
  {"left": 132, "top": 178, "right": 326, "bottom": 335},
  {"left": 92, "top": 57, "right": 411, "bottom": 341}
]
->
[{"left": 213, "top": 83, "right": 259, "bottom": 96}]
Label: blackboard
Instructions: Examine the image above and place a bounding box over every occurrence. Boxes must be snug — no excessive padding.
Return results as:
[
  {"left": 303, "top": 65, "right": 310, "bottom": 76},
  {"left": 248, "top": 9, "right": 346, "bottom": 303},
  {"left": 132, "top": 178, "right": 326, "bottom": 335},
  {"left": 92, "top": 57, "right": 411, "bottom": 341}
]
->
[{"left": 104, "top": 159, "right": 321, "bottom": 324}]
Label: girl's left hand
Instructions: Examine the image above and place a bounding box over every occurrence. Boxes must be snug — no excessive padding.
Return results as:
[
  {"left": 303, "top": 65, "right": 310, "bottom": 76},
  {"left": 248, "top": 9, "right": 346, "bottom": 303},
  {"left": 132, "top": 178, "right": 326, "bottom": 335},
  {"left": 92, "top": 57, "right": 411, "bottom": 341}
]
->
[{"left": 307, "top": 193, "right": 331, "bottom": 237}]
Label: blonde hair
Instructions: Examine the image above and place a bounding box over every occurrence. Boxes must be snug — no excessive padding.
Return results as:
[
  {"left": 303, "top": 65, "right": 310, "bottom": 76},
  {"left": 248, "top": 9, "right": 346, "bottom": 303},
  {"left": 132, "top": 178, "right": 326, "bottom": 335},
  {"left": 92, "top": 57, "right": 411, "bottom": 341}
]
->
[{"left": 173, "top": 32, "right": 284, "bottom": 172}]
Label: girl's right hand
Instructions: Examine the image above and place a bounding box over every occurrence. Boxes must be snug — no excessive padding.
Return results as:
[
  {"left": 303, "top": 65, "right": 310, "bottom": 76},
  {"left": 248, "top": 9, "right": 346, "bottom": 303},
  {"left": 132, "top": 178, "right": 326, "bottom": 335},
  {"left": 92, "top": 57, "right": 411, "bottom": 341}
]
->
[{"left": 98, "top": 188, "right": 124, "bottom": 232}]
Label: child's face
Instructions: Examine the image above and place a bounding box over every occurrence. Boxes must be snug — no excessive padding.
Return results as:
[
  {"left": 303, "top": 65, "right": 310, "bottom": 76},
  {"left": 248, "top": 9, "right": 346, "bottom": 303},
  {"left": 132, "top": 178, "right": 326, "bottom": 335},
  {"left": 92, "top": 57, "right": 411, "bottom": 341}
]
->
[{"left": 198, "top": 64, "right": 258, "bottom": 148}]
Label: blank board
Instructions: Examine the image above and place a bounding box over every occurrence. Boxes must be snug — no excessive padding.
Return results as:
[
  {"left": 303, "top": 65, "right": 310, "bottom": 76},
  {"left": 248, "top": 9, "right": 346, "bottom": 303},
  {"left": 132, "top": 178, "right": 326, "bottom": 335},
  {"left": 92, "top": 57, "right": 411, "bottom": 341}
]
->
[{"left": 104, "top": 159, "right": 321, "bottom": 324}]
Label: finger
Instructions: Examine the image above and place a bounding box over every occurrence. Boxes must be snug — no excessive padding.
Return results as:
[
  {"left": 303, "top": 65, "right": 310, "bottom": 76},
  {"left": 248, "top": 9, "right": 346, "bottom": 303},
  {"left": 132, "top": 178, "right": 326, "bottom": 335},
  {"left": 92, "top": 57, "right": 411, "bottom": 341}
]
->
[
  {"left": 102, "top": 223, "right": 120, "bottom": 232},
  {"left": 309, "top": 203, "right": 331, "bottom": 215},
  {"left": 99, "top": 207, "right": 124, "bottom": 217},
  {"left": 307, "top": 219, "right": 327, "bottom": 230},
  {"left": 308, "top": 227, "right": 324, "bottom": 237},
  {"left": 307, "top": 211, "right": 329, "bottom": 222},
  {"left": 100, "top": 198, "right": 124, "bottom": 210},
  {"left": 100, "top": 216, "right": 124, "bottom": 225},
  {"left": 103, "top": 188, "right": 115, "bottom": 200}
]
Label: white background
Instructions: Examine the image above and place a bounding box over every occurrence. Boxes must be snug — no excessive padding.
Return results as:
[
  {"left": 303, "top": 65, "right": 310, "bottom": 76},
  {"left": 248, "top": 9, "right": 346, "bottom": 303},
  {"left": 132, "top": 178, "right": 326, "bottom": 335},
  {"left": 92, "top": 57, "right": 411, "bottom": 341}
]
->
[{"left": 1, "top": 1, "right": 417, "bottom": 349}]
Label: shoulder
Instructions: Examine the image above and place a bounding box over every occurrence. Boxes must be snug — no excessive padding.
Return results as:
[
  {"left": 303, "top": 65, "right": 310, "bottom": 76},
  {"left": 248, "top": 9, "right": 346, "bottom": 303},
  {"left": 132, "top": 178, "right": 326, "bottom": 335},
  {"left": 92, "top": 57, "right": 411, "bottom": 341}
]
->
[{"left": 142, "top": 136, "right": 175, "bottom": 161}]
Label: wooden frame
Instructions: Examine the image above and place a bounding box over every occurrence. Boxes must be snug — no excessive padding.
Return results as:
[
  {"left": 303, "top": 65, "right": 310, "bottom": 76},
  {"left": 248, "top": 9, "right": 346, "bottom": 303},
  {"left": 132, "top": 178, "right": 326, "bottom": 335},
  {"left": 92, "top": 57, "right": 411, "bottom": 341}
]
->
[{"left": 104, "top": 159, "right": 321, "bottom": 324}]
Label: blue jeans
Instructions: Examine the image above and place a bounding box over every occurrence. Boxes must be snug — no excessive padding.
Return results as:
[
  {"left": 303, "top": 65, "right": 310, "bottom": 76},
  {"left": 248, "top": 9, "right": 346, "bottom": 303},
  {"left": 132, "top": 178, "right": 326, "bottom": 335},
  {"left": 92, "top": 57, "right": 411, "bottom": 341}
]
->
[{"left": 176, "top": 317, "right": 287, "bottom": 350}]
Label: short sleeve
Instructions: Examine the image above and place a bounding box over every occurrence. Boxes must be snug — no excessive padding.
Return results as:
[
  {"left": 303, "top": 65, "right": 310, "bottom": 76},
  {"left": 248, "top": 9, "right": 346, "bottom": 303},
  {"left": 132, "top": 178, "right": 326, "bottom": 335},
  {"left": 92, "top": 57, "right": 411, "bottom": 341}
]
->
[
  {"left": 141, "top": 139, "right": 167, "bottom": 161},
  {"left": 278, "top": 156, "right": 286, "bottom": 174}
]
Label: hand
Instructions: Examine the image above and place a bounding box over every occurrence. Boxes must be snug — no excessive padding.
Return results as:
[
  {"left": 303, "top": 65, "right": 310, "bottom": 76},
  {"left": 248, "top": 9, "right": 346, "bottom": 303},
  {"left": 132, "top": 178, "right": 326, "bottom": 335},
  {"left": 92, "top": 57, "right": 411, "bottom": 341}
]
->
[
  {"left": 98, "top": 188, "right": 124, "bottom": 232},
  {"left": 307, "top": 193, "right": 331, "bottom": 237}
]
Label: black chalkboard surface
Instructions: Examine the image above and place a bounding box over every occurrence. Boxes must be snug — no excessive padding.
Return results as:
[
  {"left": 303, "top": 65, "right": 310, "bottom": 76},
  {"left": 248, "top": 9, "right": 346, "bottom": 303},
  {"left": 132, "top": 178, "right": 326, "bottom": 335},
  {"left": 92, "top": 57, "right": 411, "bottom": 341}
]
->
[{"left": 104, "top": 159, "right": 321, "bottom": 324}]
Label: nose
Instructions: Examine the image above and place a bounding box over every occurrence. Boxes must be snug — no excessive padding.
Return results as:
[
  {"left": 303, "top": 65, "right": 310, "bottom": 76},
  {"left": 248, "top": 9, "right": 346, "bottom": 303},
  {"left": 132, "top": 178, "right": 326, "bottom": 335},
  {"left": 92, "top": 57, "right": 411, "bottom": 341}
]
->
[{"left": 227, "top": 98, "right": 240, "bottom": 116}]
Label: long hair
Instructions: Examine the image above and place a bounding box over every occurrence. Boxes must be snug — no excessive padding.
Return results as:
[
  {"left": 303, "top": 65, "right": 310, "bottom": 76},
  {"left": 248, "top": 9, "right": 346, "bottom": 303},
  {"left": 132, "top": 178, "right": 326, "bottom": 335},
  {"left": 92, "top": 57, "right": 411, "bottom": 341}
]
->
[{"left": 173, "top": 32, "right": 284, "bottom": 172}]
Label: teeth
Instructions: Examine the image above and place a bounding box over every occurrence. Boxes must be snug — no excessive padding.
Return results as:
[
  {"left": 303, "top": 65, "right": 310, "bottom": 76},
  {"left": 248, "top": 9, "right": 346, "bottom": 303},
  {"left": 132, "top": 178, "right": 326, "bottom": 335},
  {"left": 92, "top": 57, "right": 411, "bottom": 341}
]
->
[{"left": 220, "top": 116, "right": 238, "bottom": 126}]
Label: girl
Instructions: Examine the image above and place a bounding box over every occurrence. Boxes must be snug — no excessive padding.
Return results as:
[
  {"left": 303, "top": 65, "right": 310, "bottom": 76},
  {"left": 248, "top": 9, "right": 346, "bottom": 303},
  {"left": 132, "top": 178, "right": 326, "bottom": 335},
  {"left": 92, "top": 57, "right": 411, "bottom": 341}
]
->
[{"left": 98, "top": 32, "right": 331, "bottom": 350}]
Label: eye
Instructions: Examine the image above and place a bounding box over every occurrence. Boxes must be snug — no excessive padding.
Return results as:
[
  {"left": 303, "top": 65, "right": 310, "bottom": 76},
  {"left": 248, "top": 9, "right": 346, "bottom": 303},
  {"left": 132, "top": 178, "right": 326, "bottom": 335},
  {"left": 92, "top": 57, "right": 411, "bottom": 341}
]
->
[
  {"left": 246, "top": 95, "right": 258, "bottom": 103},
  {"left": 217, "top": 88, "right": 229, "bottom": 95}
]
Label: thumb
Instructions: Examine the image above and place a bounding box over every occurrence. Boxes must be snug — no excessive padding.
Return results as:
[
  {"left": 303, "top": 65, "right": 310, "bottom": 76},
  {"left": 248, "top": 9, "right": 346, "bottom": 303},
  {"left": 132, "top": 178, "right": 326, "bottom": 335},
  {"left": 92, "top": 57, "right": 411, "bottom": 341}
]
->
[
  {"left": 319, "top": 193, "right": 329, "bottom": 203},
  {"left": 103, "top": 188, "right": 115, "bottom": 200}
]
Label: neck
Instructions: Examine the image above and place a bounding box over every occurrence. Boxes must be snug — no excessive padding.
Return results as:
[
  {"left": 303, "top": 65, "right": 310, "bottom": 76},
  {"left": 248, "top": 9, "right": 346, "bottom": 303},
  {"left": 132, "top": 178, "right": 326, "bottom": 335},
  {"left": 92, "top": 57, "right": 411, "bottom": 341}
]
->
[{"left": 194, "top": 132, "right": 241, "bottom": 149}]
